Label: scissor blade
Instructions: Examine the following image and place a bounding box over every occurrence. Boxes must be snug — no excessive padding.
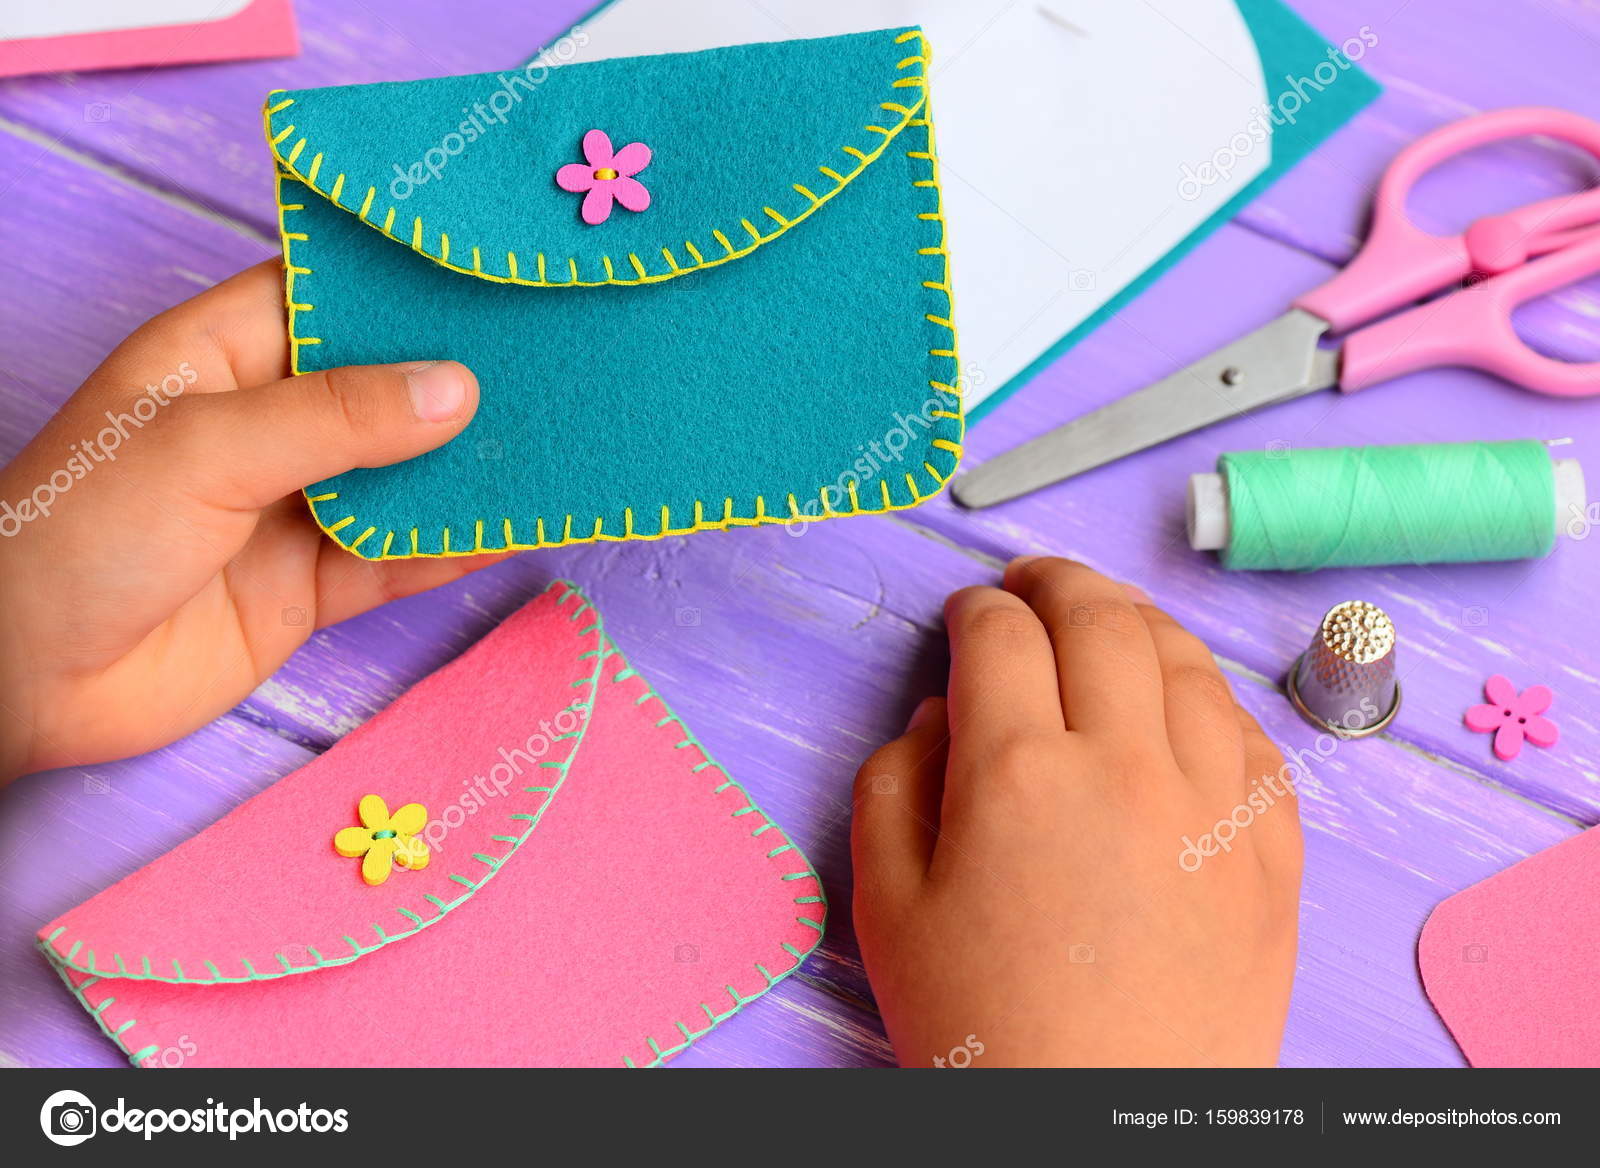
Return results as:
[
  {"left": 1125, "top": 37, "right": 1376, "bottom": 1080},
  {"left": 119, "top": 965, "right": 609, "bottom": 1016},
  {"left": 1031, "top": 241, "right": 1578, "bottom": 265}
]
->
[{"left": 952, "top": 309, "right": 1336, "bottom": 509}]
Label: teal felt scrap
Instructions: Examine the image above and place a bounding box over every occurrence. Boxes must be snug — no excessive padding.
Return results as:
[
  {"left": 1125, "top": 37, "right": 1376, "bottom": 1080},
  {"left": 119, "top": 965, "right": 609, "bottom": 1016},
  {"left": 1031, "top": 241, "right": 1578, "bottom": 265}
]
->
[{"left": 263, "top": 27, "right": 960, "bottom": 559}]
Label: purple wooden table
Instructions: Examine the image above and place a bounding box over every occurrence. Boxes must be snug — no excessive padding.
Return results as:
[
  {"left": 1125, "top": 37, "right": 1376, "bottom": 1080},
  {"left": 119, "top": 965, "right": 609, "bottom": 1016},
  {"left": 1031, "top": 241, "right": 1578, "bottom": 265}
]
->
[{"left": 2, "top": 0, "right": 1597, "bottom": 1069}]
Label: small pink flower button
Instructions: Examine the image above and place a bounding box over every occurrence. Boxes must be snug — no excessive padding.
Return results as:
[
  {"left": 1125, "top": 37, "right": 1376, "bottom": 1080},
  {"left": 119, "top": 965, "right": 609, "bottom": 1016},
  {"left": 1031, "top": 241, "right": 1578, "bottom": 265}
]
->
[
  {"left": 555, "top": 129, "right": 651, "bottom": 225},
  {"left": 1465, "top": 674, "right": 1558, "bottom": 761}
]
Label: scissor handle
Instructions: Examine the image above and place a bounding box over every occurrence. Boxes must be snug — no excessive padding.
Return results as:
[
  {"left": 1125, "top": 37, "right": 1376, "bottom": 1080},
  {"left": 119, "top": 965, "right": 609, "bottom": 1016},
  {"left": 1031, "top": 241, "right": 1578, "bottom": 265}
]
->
[
  {"left": 1296, "top": 107, "right": 1600, "bottom": 333},
  {"left": 1340, "top": 225, "right": 1600, "bottom": 396}
]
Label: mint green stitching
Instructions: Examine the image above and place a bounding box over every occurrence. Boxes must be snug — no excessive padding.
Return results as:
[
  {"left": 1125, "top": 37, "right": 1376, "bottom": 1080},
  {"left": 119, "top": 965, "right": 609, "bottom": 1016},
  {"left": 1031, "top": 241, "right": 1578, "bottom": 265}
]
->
[
  {"left": 610, "top": 652, "right": 828, "bottom": 1068},
  {"left": 41, "top": 578, "right": 825, "bottom": 1070},
  {"left": 38, "top": 579, "right": 605, "bottom": 1068},
  {"left": 43, "top": 956, "right": 152, "bottom": 1068},
  {"left": 38, "top": 580, "right": 604, "bottom": 1009}
]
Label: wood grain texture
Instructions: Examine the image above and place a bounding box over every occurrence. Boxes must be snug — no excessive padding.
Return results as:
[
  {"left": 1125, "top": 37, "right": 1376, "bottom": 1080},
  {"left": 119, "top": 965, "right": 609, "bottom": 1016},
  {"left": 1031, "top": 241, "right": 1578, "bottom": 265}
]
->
[
  {"left": 2, "top": 0, "right": 1597, "bottom": 1069},
  {"left": 0, "top": 3, "right": 581, "bottom": 235},
  {"left": 0, "top": 716, "right": 316, "bottom": 1069},
  {"left": 0, "top": 123, "right": 272, "bottom": 457},
  {"left": 918, "top": 217, "right": 1600, "bottom": 821}
]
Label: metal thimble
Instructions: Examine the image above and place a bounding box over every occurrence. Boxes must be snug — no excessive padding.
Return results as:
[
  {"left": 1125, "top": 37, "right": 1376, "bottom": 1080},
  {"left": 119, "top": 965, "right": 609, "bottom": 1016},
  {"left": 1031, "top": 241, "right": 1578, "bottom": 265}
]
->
[{"left": 1286, "top": 600, "right": 1401, "bottom": 738}]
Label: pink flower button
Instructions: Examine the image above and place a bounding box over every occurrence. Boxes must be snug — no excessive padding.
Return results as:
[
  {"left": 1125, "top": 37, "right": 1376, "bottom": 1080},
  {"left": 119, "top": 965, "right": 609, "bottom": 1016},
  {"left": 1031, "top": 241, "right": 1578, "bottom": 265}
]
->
[
  {"left": 555, "top": 129, "right": 651, "bottom": 225},
  {"left": 1465, "top": 674, "right": 1559, "bottom": 761}
]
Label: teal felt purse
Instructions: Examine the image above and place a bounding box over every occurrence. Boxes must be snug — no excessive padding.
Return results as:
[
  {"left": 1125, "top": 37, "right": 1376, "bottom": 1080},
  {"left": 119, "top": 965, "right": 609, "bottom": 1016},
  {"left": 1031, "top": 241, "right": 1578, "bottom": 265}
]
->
[{"left": 263, "top": 26, "right": 961, "bottom": 560}]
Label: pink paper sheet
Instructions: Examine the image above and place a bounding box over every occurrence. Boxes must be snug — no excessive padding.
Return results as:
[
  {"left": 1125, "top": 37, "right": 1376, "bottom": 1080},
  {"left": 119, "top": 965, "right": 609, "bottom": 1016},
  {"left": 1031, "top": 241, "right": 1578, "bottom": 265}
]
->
[
  {"left": 1419, "top": 825, "right": 1600, "bottom": 1067},
  {"left": 37, "top": 581, "right": 825, "bottom": 1067},
  {"left": 0, "top": 0, "right": 297, "bottom": 79}
]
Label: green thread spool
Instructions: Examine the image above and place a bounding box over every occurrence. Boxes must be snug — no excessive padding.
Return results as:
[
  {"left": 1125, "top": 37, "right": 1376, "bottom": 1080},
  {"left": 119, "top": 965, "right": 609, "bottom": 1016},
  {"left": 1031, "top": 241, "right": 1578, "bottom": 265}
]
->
[{"left": 1187, "top": 440, "right": 1585, "bottom": 571}]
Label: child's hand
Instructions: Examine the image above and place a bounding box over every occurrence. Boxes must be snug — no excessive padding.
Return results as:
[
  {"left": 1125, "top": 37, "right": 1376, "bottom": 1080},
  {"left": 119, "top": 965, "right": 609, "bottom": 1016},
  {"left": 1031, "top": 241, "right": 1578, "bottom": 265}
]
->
[
  {"left": 852, "top": 556, "right": 1302, "bottom": 1067},
  {"left": 0, "top": 261, "right": 506, "bottom": 781}
]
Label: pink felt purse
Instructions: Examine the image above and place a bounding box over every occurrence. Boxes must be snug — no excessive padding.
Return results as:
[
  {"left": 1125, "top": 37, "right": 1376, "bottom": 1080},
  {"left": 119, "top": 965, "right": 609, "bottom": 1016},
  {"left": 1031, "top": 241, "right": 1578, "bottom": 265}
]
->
[{"left": 36, "top": 582, "right": 825, "bottom": 1067}]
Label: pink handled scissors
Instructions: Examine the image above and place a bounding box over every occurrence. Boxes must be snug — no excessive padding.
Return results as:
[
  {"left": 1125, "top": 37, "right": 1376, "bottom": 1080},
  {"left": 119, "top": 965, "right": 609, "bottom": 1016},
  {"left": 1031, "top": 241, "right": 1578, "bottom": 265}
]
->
[{"left": 954, "top": 107, "right": 1600, "bottom": 509}]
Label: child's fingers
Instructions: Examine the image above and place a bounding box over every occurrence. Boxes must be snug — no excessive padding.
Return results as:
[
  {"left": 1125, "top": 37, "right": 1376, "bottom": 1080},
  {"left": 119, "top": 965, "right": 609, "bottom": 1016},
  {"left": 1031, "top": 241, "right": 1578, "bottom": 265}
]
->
[
  {"left": 186, "top": 260, "right": 297, "bottom": 390},
  {"left": 1002, "top": 557, "right": 1165, "bottom": 739},
  {"left": 852, "top": 698, "right": 951, "bottom": 896},
  {"left": 312, "top": 543, "right": 517, "bottom": 629},
  {"left": 1135, "top": 603, "right": 1245, "bottom": 795},
  {"left": 941, "top": 585, "right": 1066, "bottom": 781},
  {"left": 82, "top": 261, "right": 291, "bottom": 403},
  {"left": 1236, "top": 703, "right": 1303, "bottom": 883},
  {"left": 164, "top": 360, "right": 479, "bottom": 510}
]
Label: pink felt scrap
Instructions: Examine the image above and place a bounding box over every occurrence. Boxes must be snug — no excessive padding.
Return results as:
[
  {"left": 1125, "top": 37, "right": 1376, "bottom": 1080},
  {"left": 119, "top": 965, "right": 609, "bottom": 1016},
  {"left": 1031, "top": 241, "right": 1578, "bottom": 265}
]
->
[
  {"left": 36, "top": 581, "right": 824, "bottom": 1067},
  {"left": 1419, "top": 824, "right": 1600, "bottom": 1067}
]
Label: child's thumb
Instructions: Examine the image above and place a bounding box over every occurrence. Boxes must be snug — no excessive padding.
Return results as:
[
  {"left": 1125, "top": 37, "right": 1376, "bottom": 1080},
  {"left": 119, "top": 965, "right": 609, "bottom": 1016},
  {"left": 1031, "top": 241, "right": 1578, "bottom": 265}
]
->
[{"left": 170, "top": 361, "right": 478, "bottom": 510}]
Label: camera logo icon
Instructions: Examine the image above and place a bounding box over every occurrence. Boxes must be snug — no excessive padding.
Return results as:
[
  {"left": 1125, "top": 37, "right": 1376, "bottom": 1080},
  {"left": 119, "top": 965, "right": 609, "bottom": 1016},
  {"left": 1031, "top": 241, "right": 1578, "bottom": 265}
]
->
[{"left": 40, "top": 1089, "right": 97, "bottom": 1146}]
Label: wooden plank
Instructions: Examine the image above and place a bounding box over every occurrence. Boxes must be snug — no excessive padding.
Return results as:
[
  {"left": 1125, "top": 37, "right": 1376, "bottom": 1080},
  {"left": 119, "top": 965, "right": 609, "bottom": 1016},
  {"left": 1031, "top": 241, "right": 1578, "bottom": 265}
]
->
[
  {"left": 0, "top": 1, "right": 586, "bottom": 233},
  {"left": 0, "top": 161, "right": 1578, "bottom": 1063},
  {"left": 0, "top": 706, "right": 887, "bottom": 1069},
  {"left": 671, "top": 972, "right": 895, "bottom": 1068},
  {"left": 0, "top": 715, "right": 312, "bottom": 1069},
  {"left": 229, "top": 508, "right": 1578, "bottom": 1066},
  {"left": 1234, "top": 0, "right": 1600, "bottom": 362},
  {"left": 0, "top": 122, "right": 271, "bottom": 459},
  {"left": 4, "top": 0, "right": 1593, "bottom": 1069},
  {"left": 916, "top": 219, "right": 1600, "bottom": 821}
]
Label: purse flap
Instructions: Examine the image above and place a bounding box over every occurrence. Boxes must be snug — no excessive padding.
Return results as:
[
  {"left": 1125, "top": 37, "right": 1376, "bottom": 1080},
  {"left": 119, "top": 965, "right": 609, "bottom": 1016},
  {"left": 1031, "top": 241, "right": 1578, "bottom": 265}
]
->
[
  {"left": 263, "top": 26, "right": 932, "bottom": 286},
  {"left": 37, "top": 583, "right": 605, "bottom": 986}
]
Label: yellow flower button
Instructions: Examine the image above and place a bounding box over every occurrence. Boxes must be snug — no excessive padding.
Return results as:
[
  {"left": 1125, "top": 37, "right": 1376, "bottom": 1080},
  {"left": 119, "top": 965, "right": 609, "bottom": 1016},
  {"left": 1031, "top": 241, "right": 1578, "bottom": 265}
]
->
[{"left": 334, "top": 794, "right": 430, "bottom": 886}]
